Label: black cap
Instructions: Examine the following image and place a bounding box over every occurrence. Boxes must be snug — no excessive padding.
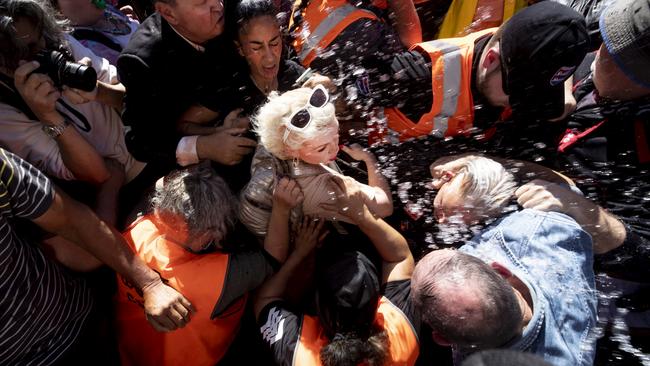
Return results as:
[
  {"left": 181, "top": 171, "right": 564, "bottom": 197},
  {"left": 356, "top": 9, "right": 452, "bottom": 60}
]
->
[
  {"left": 315, "top": 251, "right": 380, "bottom": 338},
  {"left": 500, "top": 1, "right": 590, "bottom": 121}
]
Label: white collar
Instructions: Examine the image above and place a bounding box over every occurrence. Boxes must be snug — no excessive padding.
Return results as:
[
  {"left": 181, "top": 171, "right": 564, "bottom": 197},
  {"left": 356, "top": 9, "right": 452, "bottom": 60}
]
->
[{"left": 169, "top": 25, "right": 205, "bottom": 52}]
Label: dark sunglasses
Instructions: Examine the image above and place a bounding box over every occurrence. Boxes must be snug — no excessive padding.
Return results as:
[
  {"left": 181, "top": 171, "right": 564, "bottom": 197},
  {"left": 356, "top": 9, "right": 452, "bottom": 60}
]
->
[{"left": 283, "top": 85, "right": 330, "bottom": 142}]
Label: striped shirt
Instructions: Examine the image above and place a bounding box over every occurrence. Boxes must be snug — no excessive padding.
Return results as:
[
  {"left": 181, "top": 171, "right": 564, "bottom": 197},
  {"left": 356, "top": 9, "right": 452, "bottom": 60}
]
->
[{"left": 0, "top": 148, "right": 93, "bottom": 366}]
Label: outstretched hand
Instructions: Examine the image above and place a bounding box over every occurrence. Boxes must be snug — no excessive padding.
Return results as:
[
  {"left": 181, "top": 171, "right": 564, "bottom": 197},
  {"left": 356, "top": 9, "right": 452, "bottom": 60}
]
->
[
  {"left": 341, "top": 143, "right": 375, "bottom": 163},
  {"left": 293, "top": 216, "right": 327, "bottom": 256},
  {"left": 142, "top": 280, "right": 196, "bottom": 332}
]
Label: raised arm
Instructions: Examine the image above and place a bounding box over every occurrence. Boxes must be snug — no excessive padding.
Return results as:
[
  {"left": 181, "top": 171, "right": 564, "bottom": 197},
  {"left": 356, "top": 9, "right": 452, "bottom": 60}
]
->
[
  {"left": 264, "top": 177, "right": 304, "bottom": 263},
  {"left": 387, "top": 0, "right": 422, "bottom": 48},
  {"left": 13, "top": 60, "right": 109, "bottom": 184},
  {"left": 341, "top": 144, "right": 394, "bottom": 217},
  {"left": 321, "top": 175, "right": 413, "bottom": 284}
]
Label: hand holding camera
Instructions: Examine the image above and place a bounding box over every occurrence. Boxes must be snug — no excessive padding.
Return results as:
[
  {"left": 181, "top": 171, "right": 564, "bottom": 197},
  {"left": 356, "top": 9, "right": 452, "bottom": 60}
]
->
[{"left": 14, "top": 60, "right": 63, "bottom": 124}]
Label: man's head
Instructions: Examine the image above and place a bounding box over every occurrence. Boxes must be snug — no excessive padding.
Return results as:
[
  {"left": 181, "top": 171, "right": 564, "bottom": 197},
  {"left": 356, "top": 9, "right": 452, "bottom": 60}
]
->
[
  {"left": 593, "top": 0, "right": 650, "bottom": 101},
  {"left": 432, "top": 156, "right": 517, "bottom": 225},
  {"left": 0, "top": 0, "right": 67, "bottom": 73},
  {"left": 410, "top": 249, "right": 523, "bottom": 348},
  {"left": 476, "top": 2, "right": 590, "bottom": 121},
  {"left": 152, "top": 163, "right": 238, "bottom": 253},
  {"left": 154, "top": 0, "right": 225, "bottom": 44}
]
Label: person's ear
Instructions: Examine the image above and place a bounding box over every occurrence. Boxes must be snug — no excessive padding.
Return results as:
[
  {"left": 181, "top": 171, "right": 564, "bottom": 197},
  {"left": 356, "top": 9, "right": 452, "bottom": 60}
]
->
[
  {"left": 155, "top": 2, "right": 179, "bottom": 25},
  {"left": 431, "top": 331, "right": 452, "bottom": 346},
  {"left": 482, "top": 48, "right": 501, "bottom": 74},
  {"left": 490, "top": 261, "right": 513, "bottom": 279}
]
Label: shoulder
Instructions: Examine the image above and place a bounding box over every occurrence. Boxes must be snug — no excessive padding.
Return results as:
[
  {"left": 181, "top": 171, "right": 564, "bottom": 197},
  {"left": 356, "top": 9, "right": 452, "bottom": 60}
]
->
[
  {"left": 119, "top": 13, "right": 165, "bottom": 67},
  {"left": 278, "top": 59, "right": 305, "bottom": 90}
]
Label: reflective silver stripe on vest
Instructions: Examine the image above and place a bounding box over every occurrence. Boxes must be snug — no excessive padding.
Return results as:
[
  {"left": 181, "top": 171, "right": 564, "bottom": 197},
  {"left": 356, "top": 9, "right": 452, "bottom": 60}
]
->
[
  {"left": 298, "top": 4, "right": 376, "bottom": 63},
  {"left": 421, "top": 40, "right": 462, "bottom": 136}
]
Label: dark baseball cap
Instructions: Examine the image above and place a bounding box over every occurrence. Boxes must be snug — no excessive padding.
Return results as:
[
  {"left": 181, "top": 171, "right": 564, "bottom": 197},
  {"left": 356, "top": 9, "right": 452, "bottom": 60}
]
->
[
  {"left": 500, "top": 1, "right": 590, "bottom": 121},
  {"left": 600, "top": 0, "right": 650, "bottom": 88},
  {"left": 315, "top": 251, "right": 380, "bottom": 338}
]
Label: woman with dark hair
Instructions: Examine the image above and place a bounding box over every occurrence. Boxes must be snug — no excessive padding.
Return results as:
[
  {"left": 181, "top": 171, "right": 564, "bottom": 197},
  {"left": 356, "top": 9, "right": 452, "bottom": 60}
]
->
[
  {"left": 175, "top": 0, "right": 307, "bottom": 137},
  {"left": 254, "top": 175, "right": 419, "bottom": 366}
]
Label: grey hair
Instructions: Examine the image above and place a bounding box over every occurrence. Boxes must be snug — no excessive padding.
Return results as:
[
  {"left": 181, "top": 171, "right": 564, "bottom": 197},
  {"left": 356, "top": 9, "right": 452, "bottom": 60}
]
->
[
  {"left": 253, "top": 87, "right": 338, "bottom": 160},
  {"left": 410, "top": 250, "right": 522, "bottom": 348},
  {"left": 151, "top": 164, "right": 238, "bottom": 239},
  {"left": 455, "top": 156, "right": 517, "bottom": 220},
  {"left": 0, "top": 0, "right": 70, "bottom": 71}
]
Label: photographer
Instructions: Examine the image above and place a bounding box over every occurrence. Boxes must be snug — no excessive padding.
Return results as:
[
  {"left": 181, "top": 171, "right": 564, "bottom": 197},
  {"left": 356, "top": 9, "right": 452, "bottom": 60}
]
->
[{"left": 0, "top": 0, "right": 146, "bottom": 226}]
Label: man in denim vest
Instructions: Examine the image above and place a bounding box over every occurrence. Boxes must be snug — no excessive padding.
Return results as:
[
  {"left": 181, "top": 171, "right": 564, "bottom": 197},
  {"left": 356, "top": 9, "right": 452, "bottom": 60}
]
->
[{"left": 411, "top": 209, "right": 597, "bottom": 366}]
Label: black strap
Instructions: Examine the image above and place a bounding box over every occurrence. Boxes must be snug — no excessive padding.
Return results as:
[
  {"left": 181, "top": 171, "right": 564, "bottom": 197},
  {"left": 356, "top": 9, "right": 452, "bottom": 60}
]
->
[
  {"left": 71, "top": 28, "right": 123, "bottom": 53},
  {"left": 0, "top": 73, "right": 38, "bottom": 120}
]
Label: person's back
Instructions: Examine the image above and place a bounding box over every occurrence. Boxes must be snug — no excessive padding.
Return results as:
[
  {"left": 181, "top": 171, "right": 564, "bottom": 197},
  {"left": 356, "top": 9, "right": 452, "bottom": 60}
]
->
[{"left": 460, "top": 209, "right": 597, "bottom": 366}]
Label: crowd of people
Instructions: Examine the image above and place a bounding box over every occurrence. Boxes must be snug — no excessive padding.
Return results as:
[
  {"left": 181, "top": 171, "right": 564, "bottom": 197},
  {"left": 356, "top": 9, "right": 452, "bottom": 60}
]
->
[{"left": 0, "top": 0, "right": 648, "bottom": 364}]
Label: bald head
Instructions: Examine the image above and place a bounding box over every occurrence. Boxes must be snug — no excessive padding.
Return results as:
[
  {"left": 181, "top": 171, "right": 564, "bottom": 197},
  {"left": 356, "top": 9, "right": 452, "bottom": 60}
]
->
[{"left": 411, "top": 250, "right": 522, "bottom": 348}]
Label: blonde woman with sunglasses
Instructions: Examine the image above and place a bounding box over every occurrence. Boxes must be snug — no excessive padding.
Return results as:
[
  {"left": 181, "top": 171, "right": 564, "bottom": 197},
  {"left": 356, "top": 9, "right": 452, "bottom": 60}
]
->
[{"left": 239, "top": 86, "right": 393, "bottom": 247}]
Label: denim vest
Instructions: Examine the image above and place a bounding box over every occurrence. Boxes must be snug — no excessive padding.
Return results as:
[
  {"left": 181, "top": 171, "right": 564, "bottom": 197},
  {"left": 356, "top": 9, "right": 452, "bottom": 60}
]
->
[{"left": 459, "top": 209, "right": 598, "bottom": 366}]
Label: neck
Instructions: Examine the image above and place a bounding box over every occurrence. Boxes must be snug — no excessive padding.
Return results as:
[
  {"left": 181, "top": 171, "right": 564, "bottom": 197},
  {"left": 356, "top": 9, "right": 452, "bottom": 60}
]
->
[
  {"left": 250, "top": 73, "right": 277, "bottom": 95},
  {"left": 509, "top": 275, "right": 533, "bottom": 330}
]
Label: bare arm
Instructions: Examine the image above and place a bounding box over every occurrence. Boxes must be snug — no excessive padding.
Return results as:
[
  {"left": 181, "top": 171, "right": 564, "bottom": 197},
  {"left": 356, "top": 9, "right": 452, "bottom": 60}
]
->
[
  {"left": 341, "top": 144, "right": 394, "bottom": 217},
  {"left": 254, "top": 219, "right": 324, "bottom": 320},
  {"left": 14, "top": 61, "right": 110, "bottom": 184},
  {"left": 321, "top": 175, "right": 413, "bottom": 284},
  {"left": 515, "top": 179, "right": 626, "bottom": 254},
  {"left": 387, "top": 0, "right": 422, "bottom": 48},
  {"left": 264, "top": 178, "right": 304, "bottom": 263},
  {"left": 33, "top": 187, "right": 196, "bottom": 332}
]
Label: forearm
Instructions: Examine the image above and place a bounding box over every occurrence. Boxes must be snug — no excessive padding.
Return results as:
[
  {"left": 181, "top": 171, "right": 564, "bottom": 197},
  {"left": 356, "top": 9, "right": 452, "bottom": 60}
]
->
[
  {"left": 388, "top": 0, "right": 422, "bottom": 47},
  {"left": 177, "top": 122, "right": 217, "bottom": 136},
  {"left": 562, "top": 195, "right": 627, "bottom": 254},
  {"left": 357, "top": 206, "right": 409, "bottom": 262},
  {"left": 96, "top": 81, "right": 125, "bottom": 110},
  {"left": 94, "top": 160, "right": 126, "bottom": 226},
  {"left": 254, "top": 247, "right": 311, "bottom": 318},
  {"left": 264, "top": 207, "right": 291, "bottom": 263},
  {"left": 45, "top": 113, "right": 110, "bottom": 184},
  {"left": 58, "top": 192, "right": 162, "bottom": 290}
]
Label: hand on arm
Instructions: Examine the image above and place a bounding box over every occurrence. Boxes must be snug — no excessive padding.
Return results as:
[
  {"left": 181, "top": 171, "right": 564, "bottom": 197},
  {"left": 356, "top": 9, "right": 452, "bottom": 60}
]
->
[
  {"left": 196, "top": 127, "right": 257, "bottom": 165},
  {"left": 341, "top": 144, "right": 393, "bottom": 217},
  {"left": 254, "top": 217, "right": 325, "bottom": 320},
  {"left": 515, "top": 179, "right": 627, "bottom": 254},
  {"left": 265, "top": 177, "right": 304, "bottom": 263},
  {"left": 320, "top": 175, "right": 413, "bottom": 283},
  {"left": 32, "top": 187, "right": 195, "bottom": 332},
  {"left": 14, "top": 60, "right": 109, "bottom": 184}
]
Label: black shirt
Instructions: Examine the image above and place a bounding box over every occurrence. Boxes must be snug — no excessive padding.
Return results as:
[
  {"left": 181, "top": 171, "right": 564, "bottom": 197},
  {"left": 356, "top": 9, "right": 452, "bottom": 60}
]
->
[
  {"left": 118, "top": 13, "right": 238, "bottom": 169},
  {"left": 201, "top": 58, "right": 305, "bottom": 117},
  {"left": 257, "top": 279, "right": 418, "bottom": 366}
]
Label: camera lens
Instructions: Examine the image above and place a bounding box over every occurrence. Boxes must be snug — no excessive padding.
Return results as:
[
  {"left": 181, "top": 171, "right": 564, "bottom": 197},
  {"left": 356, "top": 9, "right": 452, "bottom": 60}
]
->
[{"left": 33, "top": 50, "right": 97, "bottom": 92}]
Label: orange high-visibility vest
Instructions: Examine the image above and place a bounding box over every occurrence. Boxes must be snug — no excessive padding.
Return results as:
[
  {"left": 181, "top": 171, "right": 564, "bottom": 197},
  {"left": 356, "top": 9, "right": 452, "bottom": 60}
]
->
[
  {"left": 115, "top": 215, "right": 245, "bottom": 366},
  {"left": 384, "top": 28, "right": 495, "bottom": 141},
  {"left": 437, "top": 0, "right": 526, "bottom": 39},
  {"left": 290, "top": 0, "right": 380, "bottom": 67},
  {"left": 294, "top": 296, "right": 419, "bottom": 365}
]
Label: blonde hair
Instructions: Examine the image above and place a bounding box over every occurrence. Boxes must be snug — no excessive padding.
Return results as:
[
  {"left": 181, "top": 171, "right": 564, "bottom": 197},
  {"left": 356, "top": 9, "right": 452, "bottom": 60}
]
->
[{"left": 253, "top": 87, "right": 338, "bottom": 160}]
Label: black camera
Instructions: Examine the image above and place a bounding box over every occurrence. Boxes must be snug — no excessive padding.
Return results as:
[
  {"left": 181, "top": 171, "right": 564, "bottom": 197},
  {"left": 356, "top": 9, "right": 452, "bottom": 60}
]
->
[{"left": 33, "top": 50, "right": 97, "bottom": 92}]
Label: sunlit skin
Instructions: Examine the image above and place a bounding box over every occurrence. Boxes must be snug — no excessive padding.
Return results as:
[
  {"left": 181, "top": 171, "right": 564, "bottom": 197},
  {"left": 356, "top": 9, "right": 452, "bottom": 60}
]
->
[
  {"left": 237, "top": 15, "right": 282, "bottom": 91},
  {"left": 432, "top": 171, "right": 477, "bottom": 225},
  {"left": 156, "top": 0, "right": 225, "bottom": 44},
  {"left": 293, "top": 125, "right": 340, "bottom": 165},
  {"left": 592, "top": 44, "right": 650, "bottom": 101}
]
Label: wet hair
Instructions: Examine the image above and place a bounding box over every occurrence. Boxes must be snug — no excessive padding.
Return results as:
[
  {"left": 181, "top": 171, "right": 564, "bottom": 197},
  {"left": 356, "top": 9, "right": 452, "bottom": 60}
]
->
[
  {"left": 253, "top": 87, "right": 338, "bottom": 160},
  {"left": 0, "top": 0, "right": 69, "bottom": 71},
  {"left": 151, "top": 164, "right": 238, "bottom": 242},
  {"left": 320, "top": 328, "right": 389, "bottom": 366},
  {"left": 450, "top": 156, "right": 517, "bottom": 221},
  {"left": 233, "top": 0, "right": 278, "bottom": 36},
  {"left": 411, "top": 250, "right": 522, "bottom": 348}
]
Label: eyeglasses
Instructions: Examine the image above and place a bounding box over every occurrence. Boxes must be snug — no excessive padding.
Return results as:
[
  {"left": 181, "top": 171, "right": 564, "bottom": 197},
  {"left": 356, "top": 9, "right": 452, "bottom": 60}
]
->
[{"left": 282, "top": 85, "right": 330, "bottom": 143}]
